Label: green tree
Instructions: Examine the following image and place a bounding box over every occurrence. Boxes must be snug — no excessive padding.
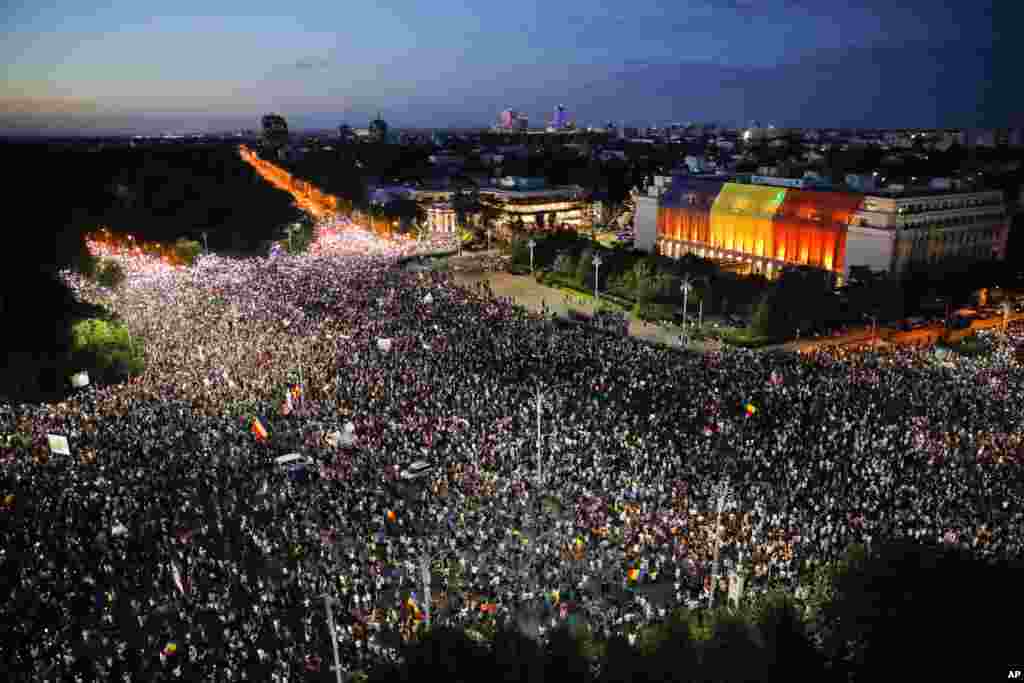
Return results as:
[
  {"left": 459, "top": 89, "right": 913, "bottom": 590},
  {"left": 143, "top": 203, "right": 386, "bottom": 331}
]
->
[
  {"left": 95, "top": 259, "right": 126, "bottom": 289},
  {"left": 752, "top": 268, "right": 834, "bottom": 338},
  {"left": 576, "top": 247, "right": 595, "bottom": 288},
  {"left": 545, "top": 625, "right": 593, "bottom": 683},
  {"left": 554, "top": 250, "right": 578, "bottom": 278},
  {"left": 817, "top": 541, "right": 1021, "bottom": 681},
  {"left": 700, "top": 611, "right": 770, "bottom": 681},
  {"left": 173, "top": 238, "right": 202, "bottom": 266},
  {"left": 69, "top": 317, "right": 144, "bottom": 383},
  {"left": 631, "top": 259, "right": 657, "bottom": 304}
]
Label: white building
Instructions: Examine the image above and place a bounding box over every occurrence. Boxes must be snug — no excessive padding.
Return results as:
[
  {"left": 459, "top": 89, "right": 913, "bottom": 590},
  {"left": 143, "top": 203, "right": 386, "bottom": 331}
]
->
[
  {"left": 425, "top": 203, "right": 458, "bottom": 235},
  {"left": 849, "top": 188, "right": 1009, "bottom": 277},
  {"left": 633, "top": 176, "right": 674, "bottom": 253}
]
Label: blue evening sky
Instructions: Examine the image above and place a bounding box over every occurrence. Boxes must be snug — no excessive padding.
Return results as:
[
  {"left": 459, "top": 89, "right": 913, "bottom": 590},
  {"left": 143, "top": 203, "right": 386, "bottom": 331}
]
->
[{"left": 0, "top": 0, "right": 1007, "bottom": 134}]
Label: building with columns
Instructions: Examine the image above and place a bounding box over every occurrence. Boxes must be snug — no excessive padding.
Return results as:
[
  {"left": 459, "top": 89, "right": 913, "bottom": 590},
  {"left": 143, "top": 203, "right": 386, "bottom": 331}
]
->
[
  {"left": 413, "top": 177, "right": 592, "bottom": 238},
  {"left": 425, "top": 203, "right": 458, "bottom": 235},
  {"left": 645, "top": 175, "right": 1010, "bottom": 285}
]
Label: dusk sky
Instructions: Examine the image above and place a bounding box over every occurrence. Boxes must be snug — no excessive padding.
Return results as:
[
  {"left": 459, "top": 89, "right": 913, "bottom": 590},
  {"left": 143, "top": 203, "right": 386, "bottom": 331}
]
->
[{"left": 1, "top": 0, "right": 1008, "bottom": 134}]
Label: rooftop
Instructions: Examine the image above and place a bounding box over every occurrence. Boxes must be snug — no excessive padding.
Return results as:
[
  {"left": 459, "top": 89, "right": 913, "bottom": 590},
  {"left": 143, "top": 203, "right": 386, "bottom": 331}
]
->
[{"left": 866, "top": 186, "right": 997, "bottom": 199}]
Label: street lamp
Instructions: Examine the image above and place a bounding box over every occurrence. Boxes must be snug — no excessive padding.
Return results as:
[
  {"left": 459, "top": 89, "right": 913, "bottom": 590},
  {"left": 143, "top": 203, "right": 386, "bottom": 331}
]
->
[
  {"left": 862, "top": 313, "right": 878, "bottom": 344},
  {"left": 201, "top": 231, "right": 209, "bottom": 254},
  {"left": 592, "top": 254, "right": 603, "bottom": 301},
  {"left": 527, "top": 238, "right": 537, "bottom": 273},
  {"left": 320, "top": 595, "right": 345, "bottom": 683},
  {"left": 708, "top": 477, "right": 736, "bottom": 610},
  {"left": 681, "top": 275, "right": 693, "bottom": 344},
  {"left": 398, "top": 460, "right": 437, "bottom": 627}
]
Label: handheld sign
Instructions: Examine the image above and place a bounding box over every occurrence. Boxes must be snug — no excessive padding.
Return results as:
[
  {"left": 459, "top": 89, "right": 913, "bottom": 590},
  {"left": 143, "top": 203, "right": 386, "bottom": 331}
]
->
[
  {"left": 376, "top": 338, "right": 393, "bottom": 353},
  {"left": 423, "top": 293, "right": 434, "bottom": 304},
  {"left": 47, "top": 434, "right": 71, "bottom": 456},
  {"left": 70, "top": 371, "right": 90, "bottom": 388}
]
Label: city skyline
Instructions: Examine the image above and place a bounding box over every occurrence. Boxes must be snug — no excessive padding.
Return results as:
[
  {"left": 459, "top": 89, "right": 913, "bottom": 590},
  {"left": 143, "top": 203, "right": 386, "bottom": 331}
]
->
[{"left": 1, "top": 0, "right": 1010, "bottom": 135}]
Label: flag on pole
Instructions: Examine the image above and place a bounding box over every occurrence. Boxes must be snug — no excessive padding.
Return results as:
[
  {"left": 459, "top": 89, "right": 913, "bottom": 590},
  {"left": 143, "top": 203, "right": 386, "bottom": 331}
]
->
[
  {"left": 282, "top": 390, "right": 293, "bottom": 415},
  {"left": 251, "top": 418, "right": 269, "bottom": 441},
  {"left": 744, "top": 403, "right": 757, "bottom": 417},
  {"left": 406, "top": 595, "right": 424, "bottom": 621}
]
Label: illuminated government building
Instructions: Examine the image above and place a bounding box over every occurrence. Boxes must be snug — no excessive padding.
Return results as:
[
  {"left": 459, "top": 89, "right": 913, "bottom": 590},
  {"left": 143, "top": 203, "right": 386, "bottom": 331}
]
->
[
  {"left": 415, "top": 177, "right": 591, "bottom": 236},
  {"left": 637, "top": 174, "right": 1009, "bottom": 285}
]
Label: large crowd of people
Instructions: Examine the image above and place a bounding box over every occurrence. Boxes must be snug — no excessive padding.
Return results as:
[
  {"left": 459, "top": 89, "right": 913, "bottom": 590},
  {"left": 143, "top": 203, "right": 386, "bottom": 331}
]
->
[{"left": 2, "top": 220, "right": 1023, "bottom": 681}]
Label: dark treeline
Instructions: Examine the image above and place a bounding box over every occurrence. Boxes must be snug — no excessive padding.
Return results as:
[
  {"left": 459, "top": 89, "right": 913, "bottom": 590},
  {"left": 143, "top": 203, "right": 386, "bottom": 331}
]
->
[
  {"left": 1, "top": 141, "right": 304, "bottom": 399},
  {"left": 364, "top": 541, "right": 1021, "bottom": 683}
]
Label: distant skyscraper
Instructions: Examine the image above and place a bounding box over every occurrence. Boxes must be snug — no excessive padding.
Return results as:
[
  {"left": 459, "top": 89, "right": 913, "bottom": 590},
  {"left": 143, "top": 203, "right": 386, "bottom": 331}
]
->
[
  {"left": 261, "top": 113, "right": 289, "bottom": 150},
  {"left": 368, "top": 112, "right": 389, "bottom": 143},
  {"left": 499, "top": 109, "right": 528, "bottom": 130},
  {"left": 552, "top": 105, "right": 569, "bottom": 130}
]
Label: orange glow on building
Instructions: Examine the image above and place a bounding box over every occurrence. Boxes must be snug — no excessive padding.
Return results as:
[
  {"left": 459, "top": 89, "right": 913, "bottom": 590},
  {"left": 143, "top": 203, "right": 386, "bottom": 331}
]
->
[
  {"left": 773, "top": 189, "right": 863, "bottom": 274},
  {"left": 656, "top": 180, "right": 863, "bottom": 276}
]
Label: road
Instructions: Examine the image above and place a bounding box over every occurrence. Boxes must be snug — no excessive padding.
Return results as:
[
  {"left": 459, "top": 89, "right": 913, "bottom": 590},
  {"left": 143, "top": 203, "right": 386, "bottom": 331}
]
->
[{"left": 238, "top": 145, "right": 340, "bottom": 221}]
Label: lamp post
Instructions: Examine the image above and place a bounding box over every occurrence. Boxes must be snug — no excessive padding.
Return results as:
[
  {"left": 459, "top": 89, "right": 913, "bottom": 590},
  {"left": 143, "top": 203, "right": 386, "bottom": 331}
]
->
[
  {"left": 535, "top": 386, "right": 546, "bottom": 488},
  {"left": 399, "top": 461, "right": 437, "bottom": 627},
  {"left": 284, "top": 222, "right": 301, "bottom": 253},
  {"left": 296, "top": 342, "right": 304, "bottom": 408},
  {"left": 592, "top": 254, "right": 603, "bottom": 301},
  {"left": 320, "top": 595, "right": 345, "bottom": 683},
  {"left": 486, "top": 227, "right": 493, "bottom": 252},
  {"left": 708, "top": 477, "right": 735, "bottom": 610},
  {"left": 681, "top": 275, "right": 693, "bottom": 345},
  {"left": 863, "top": 313, "right": 877, "bottom": 344},
  {"left": 201, "top": 231, "right": 209, "bottom": 254},
  {"left": 528, "top": 238, "right": 537, "bottom": 273}
]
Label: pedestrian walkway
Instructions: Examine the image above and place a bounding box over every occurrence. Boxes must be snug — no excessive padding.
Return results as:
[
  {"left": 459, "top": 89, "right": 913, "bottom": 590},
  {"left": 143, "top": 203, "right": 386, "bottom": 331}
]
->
[{"left": 452, "top": 271, "right": 709, "bottom": 352}]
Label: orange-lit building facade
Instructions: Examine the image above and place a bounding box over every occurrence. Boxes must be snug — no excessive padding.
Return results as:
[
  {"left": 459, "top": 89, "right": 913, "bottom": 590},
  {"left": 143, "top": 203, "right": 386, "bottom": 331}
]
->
[{"left": 656, "top": 178, "right": 864, "bottom": 282}]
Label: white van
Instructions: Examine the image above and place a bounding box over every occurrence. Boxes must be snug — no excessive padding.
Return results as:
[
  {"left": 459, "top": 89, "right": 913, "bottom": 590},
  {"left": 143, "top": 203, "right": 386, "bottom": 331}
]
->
[{"left": 273, "top": 453, "right": 315, "bottom": 468}]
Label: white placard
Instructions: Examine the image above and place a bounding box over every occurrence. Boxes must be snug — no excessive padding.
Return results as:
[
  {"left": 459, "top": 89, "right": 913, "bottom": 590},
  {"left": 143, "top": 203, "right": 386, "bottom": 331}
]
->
[
  {"left": 70, "top": 371, "right": 90, "bottom": 388},
  {"left": 376, "top": 338, "right": 392, "bottom": 353},
  {"left": 47, "top": 434, "right": 71, "bottom": 456},
  {"left": 423, "top": 293, "right": 434, "bottom": 304}
]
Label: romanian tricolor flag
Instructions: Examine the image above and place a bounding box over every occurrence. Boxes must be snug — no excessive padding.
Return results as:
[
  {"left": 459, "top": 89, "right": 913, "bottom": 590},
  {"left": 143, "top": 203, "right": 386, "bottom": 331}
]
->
[
  {"left": 406, "top": 596, "right": 424, "bottom": 621},
  {"left": 291, "top": 385, "right": 302, "bottom": 403},
  {"left": 386, "top": 510, "right": 397, "bottom": 522},
  {"left": 744, "top": 403, "right": 757, "bottom": 417},
  {"left": 251, "top": 417, "right": 269, "bottom": 441},
  {"left": 627, "top": 567, "right": 640, "bottom": 582}
]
